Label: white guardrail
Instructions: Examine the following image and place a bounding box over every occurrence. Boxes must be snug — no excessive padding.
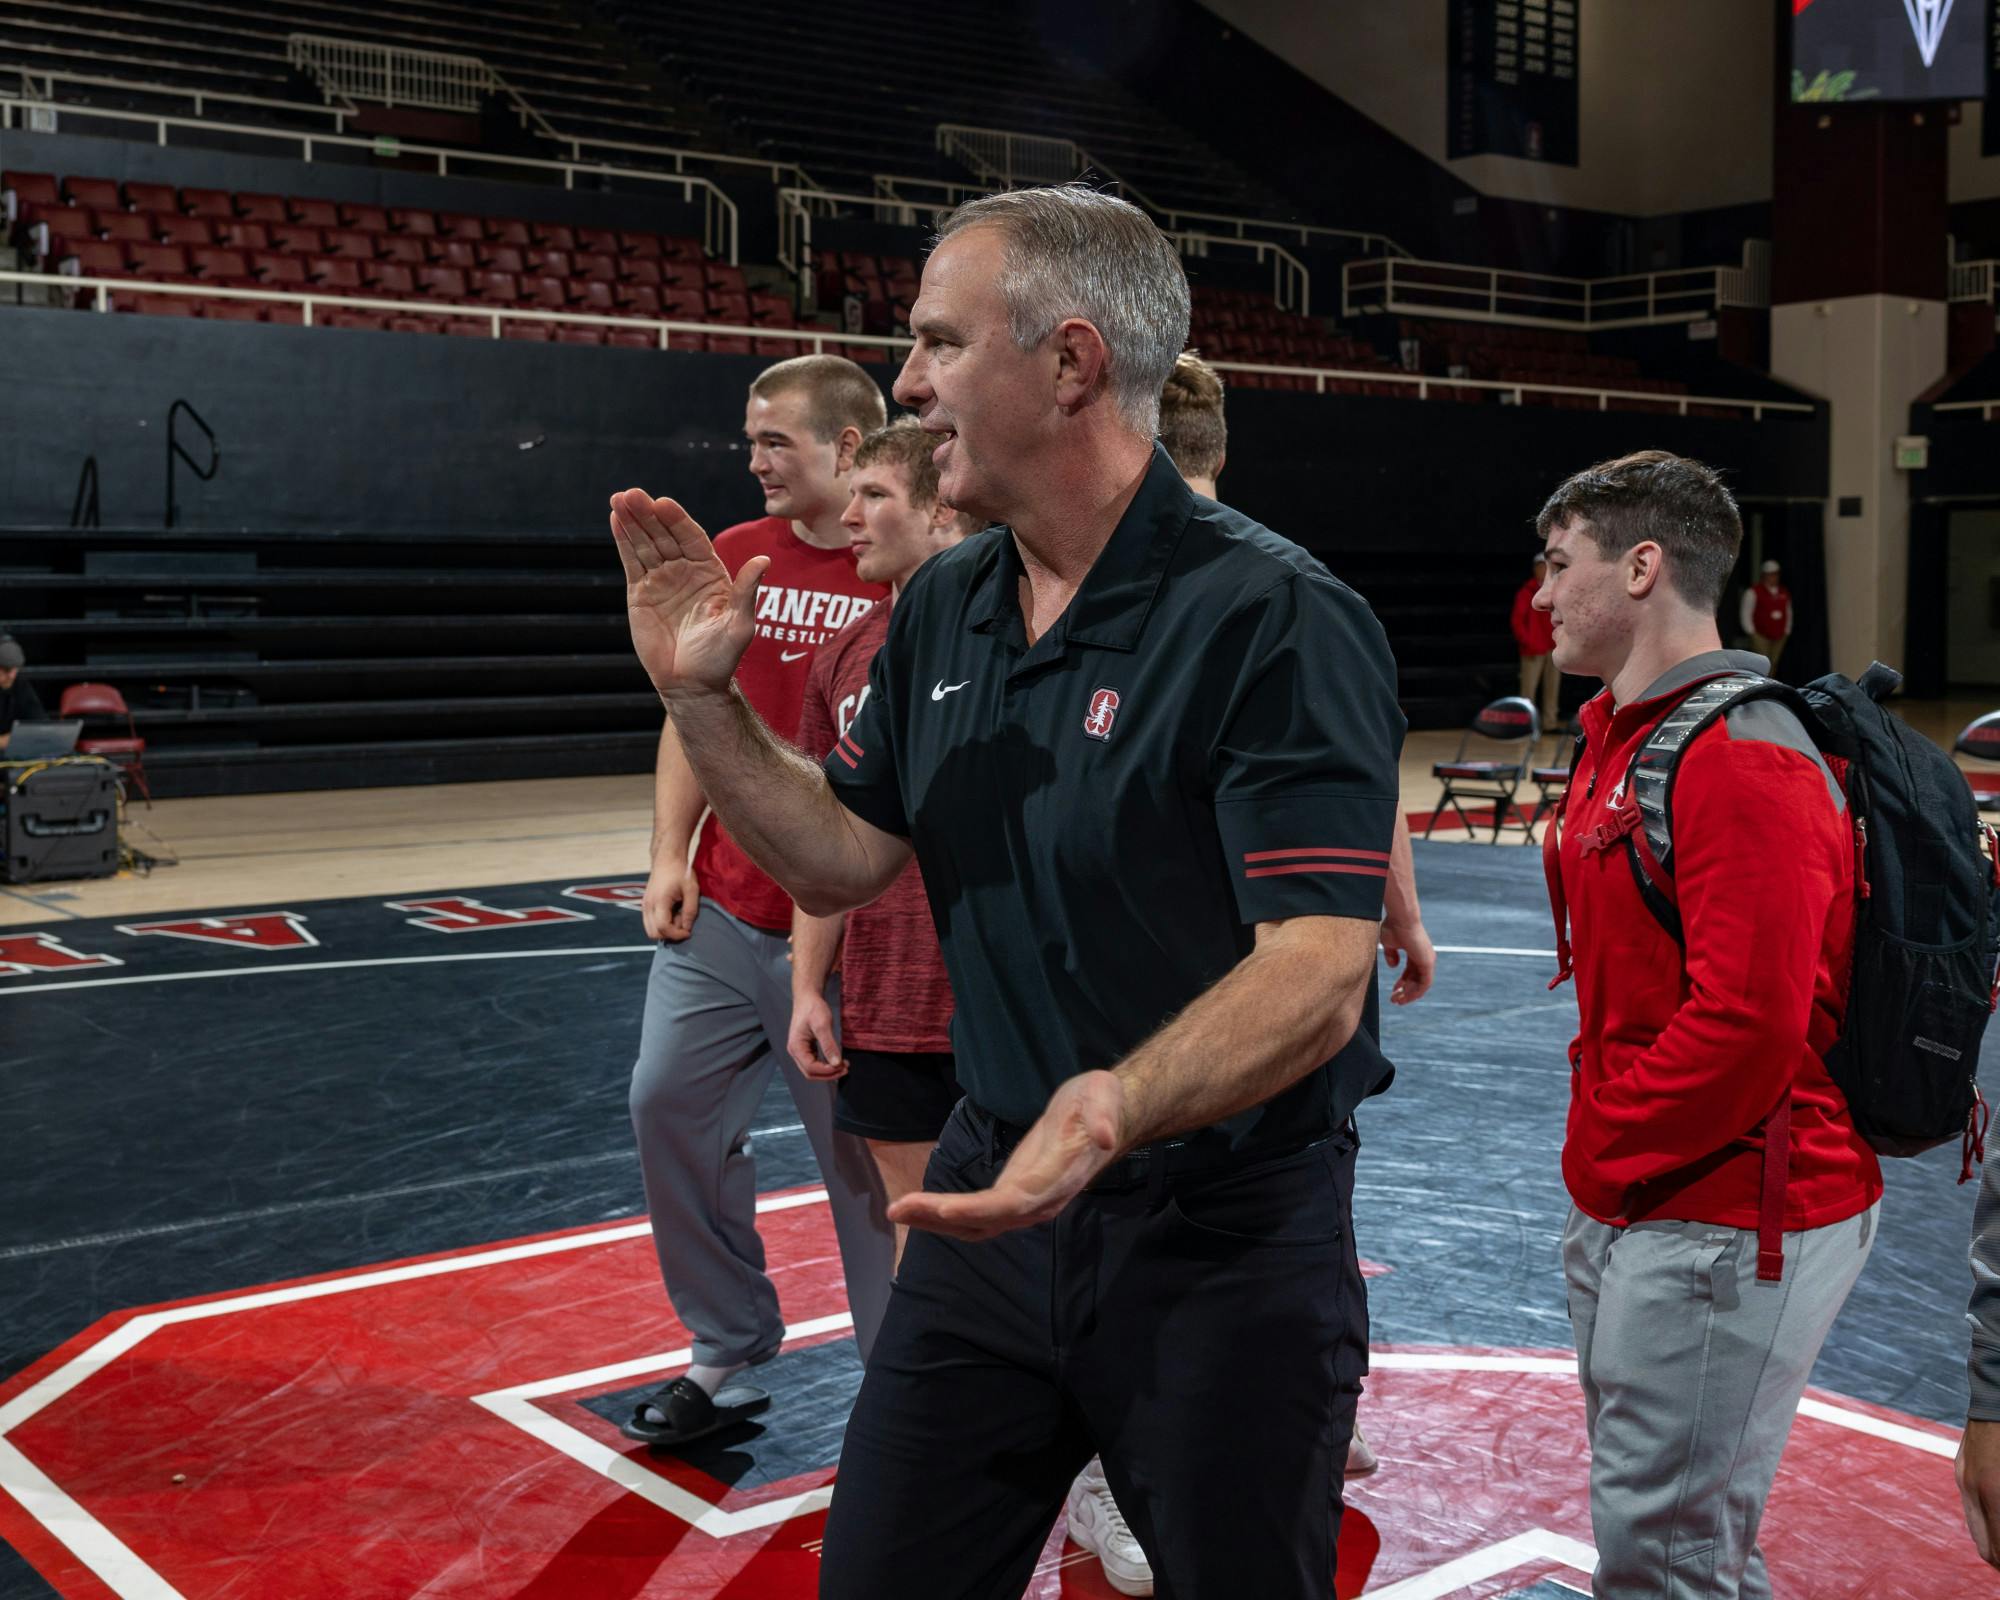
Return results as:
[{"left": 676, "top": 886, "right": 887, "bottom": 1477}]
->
[
  {"left": 0, "top": 99, "right": 741, "bottom": 265},
  {"left": 778, "top": 187, "right": 1311, "bottom": 312},
  {"left": 1343, "top": 244, "right": 1772, "bottom": 329},
  {"left": 1950, "top": 259, "right": 1996, "bottom": 304},
  {"left": 0, "top": 272, "right": 1815, "bottom": 418}
]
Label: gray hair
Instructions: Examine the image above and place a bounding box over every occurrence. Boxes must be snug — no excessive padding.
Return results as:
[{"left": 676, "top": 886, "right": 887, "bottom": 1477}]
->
[{"left": 935, "top": 184, "right": 1190, "bottom": 436}]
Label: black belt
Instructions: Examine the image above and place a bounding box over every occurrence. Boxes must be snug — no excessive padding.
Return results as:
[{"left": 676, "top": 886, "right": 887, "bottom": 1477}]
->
[{"left": 961, "top": 1099, "right": 1339, "bottom": 1194}]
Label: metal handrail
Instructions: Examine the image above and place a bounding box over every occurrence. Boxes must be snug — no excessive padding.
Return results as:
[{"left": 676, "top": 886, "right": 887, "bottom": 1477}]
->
[
  {"left": 880, "top": 163, "right": 1407, "bottom": 260},
  {"left": 1933, "top": 399, "right": 2000, "bottom": 416},
  {"left": 0, "top": 98, "right": 740, "bottom": 265},
  {"left": 287, "top": 34, "right": 558, "bottom": 142},
  {"left": 0, "top": 270, "right": 1813, "bottom": 419},
  {"left": 69, "top": 454, "right": 100, "bottom": 530},
  {"left": 1341, "top": 244, "right": 1772, "bottom": 329},
  {"left": 936, "top": 123, "right": 1149, "bottom": 207},
  {"left": 5, "top": 66, "right": 347, "bottom": 127},
  {"left": 1167, "top": 229, "right": 1310, "bottom": 315},
  {"left": 1950, "top": 259, "right": 1996, "bottom": 304},
  {"left": 165, "top": 398, "right": 218, "bottom": 529}
]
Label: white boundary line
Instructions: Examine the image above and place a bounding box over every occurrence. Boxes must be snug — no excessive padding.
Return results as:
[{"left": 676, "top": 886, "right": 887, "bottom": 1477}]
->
[
  {"left": 0, "top": 944, "right": 657, "bottom": 995},
  {"left": 0, "top": 1199, "right": 1963, "bottom": 1596},
  {"left": 0, "top": 1189, "right": 829, "bottom": 1598},
  {"left": 472, "top": 1310, "right": 857, "bottom": 1539},
  {"left": 1364, "top": 1528, "right": 1598, "bottom": 1600}
]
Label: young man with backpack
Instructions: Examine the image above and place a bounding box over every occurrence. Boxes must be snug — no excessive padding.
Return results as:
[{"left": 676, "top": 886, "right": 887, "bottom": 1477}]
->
[{"left": 1535, "top": 450, "right": 1882, "bottom": 1599}]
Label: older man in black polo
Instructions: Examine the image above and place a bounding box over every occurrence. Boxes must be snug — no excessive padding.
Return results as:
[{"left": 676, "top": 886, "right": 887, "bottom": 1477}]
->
[{"left": 608, "top": 184, "right": 1404, "bottom": 1598}]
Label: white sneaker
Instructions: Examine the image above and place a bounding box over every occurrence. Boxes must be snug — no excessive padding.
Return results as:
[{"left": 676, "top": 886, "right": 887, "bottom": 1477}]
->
[
  {"left": 1065, "top": 1458, "right": 1153, "bottom": 1597},
  {"left": 1345, "top": 1421, "right": 1379, "bottom": 1478}
]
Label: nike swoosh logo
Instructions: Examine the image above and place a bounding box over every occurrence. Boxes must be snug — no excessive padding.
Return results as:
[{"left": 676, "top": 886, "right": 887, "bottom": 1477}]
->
[
  {"left": 780, "top": 650, "right": 809, "bottom": 663},
  {"left": 931, "top": 680, "right": 970, "bottom": 701}
]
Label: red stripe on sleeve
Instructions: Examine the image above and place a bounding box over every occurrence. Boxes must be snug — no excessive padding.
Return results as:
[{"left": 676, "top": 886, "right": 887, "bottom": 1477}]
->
[
  {"left": 1243, "top": 862, "right": 1392, "bottom": 880},
  {"left": 1241, "top": 847, "right": 1392, "bottom": 864},
  {"left": 834, "top": 743, "right": 859, "bottom": 769}
]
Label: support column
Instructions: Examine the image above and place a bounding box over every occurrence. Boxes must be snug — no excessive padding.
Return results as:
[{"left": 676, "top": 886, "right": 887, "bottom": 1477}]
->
[{"left": 1767, "top": 99, "right": 1949, "bottom": 675}]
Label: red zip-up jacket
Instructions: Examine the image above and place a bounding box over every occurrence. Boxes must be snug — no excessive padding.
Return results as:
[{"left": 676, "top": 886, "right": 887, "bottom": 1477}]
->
[{"left": 1553, "top": 650, "right": 1882, "bottom": 1231}]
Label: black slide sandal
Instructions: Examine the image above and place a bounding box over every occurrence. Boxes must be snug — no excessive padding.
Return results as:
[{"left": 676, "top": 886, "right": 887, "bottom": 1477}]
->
[{"left": 619, "top": 1376, "right": 772, "bottom": 1447}]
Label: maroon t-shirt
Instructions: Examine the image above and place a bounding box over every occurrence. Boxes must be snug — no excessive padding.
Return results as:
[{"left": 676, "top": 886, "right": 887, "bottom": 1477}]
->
[
  {"left": 797, "top": 599, "right": 955, "bottom": 1052},
  {"left": 694, "top": 517, "right": 889, "bottom": 932}
]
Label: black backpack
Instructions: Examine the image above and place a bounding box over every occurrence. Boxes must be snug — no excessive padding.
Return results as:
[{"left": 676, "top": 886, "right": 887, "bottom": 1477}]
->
[{"left": 1550, "top": 662, "right": 2000, "bottom": 1276}]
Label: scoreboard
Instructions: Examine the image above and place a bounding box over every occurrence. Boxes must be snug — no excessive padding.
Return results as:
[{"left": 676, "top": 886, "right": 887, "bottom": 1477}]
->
[{"left": 1447, "top": 0, "right": 1580, "bottom": 165}]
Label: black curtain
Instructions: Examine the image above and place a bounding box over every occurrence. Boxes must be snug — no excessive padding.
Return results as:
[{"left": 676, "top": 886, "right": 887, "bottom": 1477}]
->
[
  {"left": 1905, "top": 499, "right": 1950, "bottom": 698},
  {"left": 1762, "top": 501, "right": 1831, "bottom": 685}
]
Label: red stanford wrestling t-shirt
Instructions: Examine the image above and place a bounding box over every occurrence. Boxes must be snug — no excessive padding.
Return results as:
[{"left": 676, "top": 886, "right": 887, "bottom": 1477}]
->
[
  {"left": 797, "top": 600, "right": 955, "bottom": 1052},
  {"left": 695, "top": 516, "right": 889, "bottom": 932}
]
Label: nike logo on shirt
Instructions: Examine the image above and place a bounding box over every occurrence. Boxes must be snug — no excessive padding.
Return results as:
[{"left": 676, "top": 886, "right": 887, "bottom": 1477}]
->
[
  {"left": 932, "top": 680, "right": 970, "bottom": 701},
  {"left": 780, "top": 650, "right": 809, "bottom": 663}
]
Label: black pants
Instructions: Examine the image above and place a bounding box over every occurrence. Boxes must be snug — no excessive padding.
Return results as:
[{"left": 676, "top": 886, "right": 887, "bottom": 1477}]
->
[{"left": 819, "top": 1101, "right": 1369, "bottom": 1599}]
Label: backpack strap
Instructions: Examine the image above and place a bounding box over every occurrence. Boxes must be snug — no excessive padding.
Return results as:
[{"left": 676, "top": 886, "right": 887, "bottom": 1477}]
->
[
  {"left": 1542, "top": 727, "right": 1587, "bottom": 990},
  {"left": 1615, "top": 670, "right": 1824, "bottom": 1284}
]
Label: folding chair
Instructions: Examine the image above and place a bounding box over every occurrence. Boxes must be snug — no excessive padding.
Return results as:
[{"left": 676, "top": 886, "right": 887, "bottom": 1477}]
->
[
  {"left": 1425, "top": 695, "right": 1540, "bottom": 842},
  {"left": 1953, "top": 711, "right": 2000, "bottom": 814},
  {"left": 58, "top": 682, "right": 152, "bottom": 806},
  {"left": 1527, "top": 718, "right": 1583, "bottom": 831}
]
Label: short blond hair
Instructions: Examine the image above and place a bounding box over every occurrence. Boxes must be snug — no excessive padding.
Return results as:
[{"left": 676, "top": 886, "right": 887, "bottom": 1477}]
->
[
  {"left": 852, "top": 416, "right": 941, "bottom": 508},
  {"left": 1159, "top": 351, "right": 1226, "bottom": 480},
  {"left": 748, "top": 353, "right": 887, "bottom": 443}
]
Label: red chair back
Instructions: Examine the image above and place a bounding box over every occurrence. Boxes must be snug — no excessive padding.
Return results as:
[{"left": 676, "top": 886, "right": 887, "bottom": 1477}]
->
[{"left": 58, "top": 681, "right": 130, "bottom": 718}]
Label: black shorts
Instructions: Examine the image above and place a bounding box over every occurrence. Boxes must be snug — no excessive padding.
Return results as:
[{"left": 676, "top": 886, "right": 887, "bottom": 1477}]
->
[{"left": 834, "top": 1049, "right": 963, "bottom": 1143}]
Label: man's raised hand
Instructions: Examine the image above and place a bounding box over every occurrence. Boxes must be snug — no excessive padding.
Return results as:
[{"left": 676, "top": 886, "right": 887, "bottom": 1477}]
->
[{"left": 610, "top": 489, "right": 768, "bottom": 701}]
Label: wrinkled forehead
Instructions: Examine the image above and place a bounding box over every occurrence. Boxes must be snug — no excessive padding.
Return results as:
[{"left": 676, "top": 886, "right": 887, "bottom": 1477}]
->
[{"left": 912, "top": 228, "right": 1009, "bottom": 328}]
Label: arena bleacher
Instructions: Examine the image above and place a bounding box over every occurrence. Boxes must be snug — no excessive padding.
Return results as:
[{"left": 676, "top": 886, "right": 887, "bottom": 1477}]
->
[{"left": 0, "top": 0, "right": 1871, "bottom": 796}]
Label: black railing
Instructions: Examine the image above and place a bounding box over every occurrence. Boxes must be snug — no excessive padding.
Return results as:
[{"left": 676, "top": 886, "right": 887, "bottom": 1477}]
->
[
  {"left": 69, "top": 454, "right": 100, "bottom": 529},
  {"left": 165, "top": 399, "right": 219, "bottom": 529}
]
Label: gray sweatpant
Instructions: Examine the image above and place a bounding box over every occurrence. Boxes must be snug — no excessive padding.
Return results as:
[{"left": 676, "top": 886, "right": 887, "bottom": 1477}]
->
[
  {"left": 1563, "top": 1202, "right": 1876, "bottom": 1600},
  {"left": 630, "top": 899, "right": 894, "bottom": 1370}
]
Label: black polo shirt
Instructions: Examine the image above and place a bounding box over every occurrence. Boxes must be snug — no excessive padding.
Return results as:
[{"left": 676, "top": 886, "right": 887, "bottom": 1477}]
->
[{"left": 824, "top": 444, "right": 1405, "bottom": 1148}]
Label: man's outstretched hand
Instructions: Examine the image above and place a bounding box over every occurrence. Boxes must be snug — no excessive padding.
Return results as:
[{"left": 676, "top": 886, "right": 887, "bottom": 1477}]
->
[
  {"left": 610, "top": 489, "right": 767, "bottom": 701},
  {"left": 890, "top": 1071, "right": 1131, "bottom": 1241}
]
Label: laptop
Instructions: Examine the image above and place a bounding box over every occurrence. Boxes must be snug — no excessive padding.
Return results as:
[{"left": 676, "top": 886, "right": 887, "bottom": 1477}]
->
[{"left": 6, "top": 721, "right": 83, "bottom": 760}]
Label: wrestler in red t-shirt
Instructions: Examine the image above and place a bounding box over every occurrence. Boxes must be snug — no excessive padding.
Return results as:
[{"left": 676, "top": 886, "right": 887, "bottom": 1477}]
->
[
  {"left": 694, "top": 516, "right": 889, "bottom": 931},
  {"left": 796, "top": 601, "right": 955, "bottom": 1052}
]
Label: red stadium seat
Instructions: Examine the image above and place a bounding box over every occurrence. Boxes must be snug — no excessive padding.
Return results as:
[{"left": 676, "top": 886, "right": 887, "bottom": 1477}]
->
[
  {"left": 267, "top": 225, "right": 323, "bottom": 255},
  {"left": 556, "top": 325, "right": 607, "bottom": 346},
  {"left": 66, "top": 239, "right": 128, "bottom": 276},
  {"left": 124, "top": 181, "right": 177, "bottom": 214},
  {"left": 754, "top": 336, "right": 803, "bottom": 357},
  {"left": 502, "top": 321, "right": 554, "bottom": 342},
  {"left": 477, "top": 244, "right": 526, "bottom": 274},
  {"left": 443, "top": 317, "right": 489, "bottom": 337},
  {"left": 417, "top": 265, "right": 470, "bottom": 300},
  {"left": 525, "top": 248, "right": 572, "bottom": 278},
  {"left": 607, "top": 328, "right": 657, "bottom": 350},
  {"left": 388, "top": 314, "right": 446, "bottom": 335},
  {"left": 530, "top": 222, "right": 577, "bottom": 251},
  {"left": 264, "top": 304, "right": 305, "bottom": 326},
  {"left": 129, "top": 293, "right": 198, "bottom": 318},
  {"left": 661, "top": 235, "right": 704, "bottom": 262},
  {"left": 576, "top": 227, "right": 619, "bottom": 254},
  {"left": 618, "top": 232, "right": 663, "bottom": 259},
  {"left": 321, "top": 230, "right": 376, "bottom": 260},
  {"left": 488, "top": 218, "right": 532, "bottom": 247},
  {"left": 617, "top": 285, "right": 663, "bottom": 316},
  {"left": 519, "top": 275, "right": 569, "bottom": 310},
  {"left": 181, "top": 187, "right": 235, "bottom": 219},
  {"left": 128, "top": 242, "right": 193, "bottom": 279},
  {"left": 571, "top": 279, "right": 618, "bottom": 313},
  {"left": 437, "top": 212, "right": 487, "bottom": 242},
  {"left": 65, "top": 177, "right": 122, "bottom": 211},
  {"left": 428, "top": 239, "right": 478, "bottom": 271},
  {"left": 2, "top": 171, "right": 60, "bottom": 208},
  {"left": 339, "top": 203, "right": 389, "bottom": 233},
  {"left": 94, "top": 211, "right": 153, "bottom": 245},
  {"left": 252, "top": 254, "right": 309, "bottom": 287},
  {"left": 289, "top": 198, "right": 339, "bottom": 228},
  {"left": 706, "top": 334, "right": 753, "bottom": 355},
  {"left": 217, "top": 221, "right": 272, "bottom": 252},
  {"left": 237, "top": 193, "right": 288, "bottom": 223},
  {"left": 389, "top": 208, "right": 438, "bottom": 237},
  {"left": 621, "top": 258, "right": 663, "bottom": 288},
  {"left": 572, "top": 253, "right": 617, "bottom": 282},
  {"left": 376, "top": 236, "right": 426, "bottom": 266},
  {"left": 308, "top": 256, "right": 364, "bottom": 291},
  {"left": 360, "top": 261, "right": 417, "bottom": 297},
  {"left": 325, "top": 310, "right": 388, "bottom": 331},
  {"left": 707, "top": 291, "right": 751, "bottom": 324},
  {"left": 471, "top": 269, "right": 520, "bottom": 304},
  {"left": 201, "top": 298, "right": 265, "bottom": 323},
  {"left": 704, "top": 263, "right": 747, "bottom": 293},
  {"left": 155, "top": 215, "right": 214, "bottom": 248},
  {"left": 190, "top": 247, "right": 252, "bottom": 283},
  {"left": 662, "top": 286, "right": 705, "bottom": 319}
]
